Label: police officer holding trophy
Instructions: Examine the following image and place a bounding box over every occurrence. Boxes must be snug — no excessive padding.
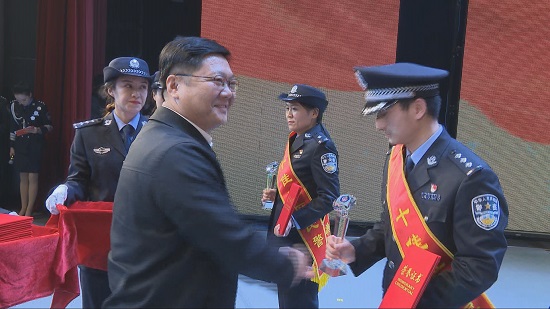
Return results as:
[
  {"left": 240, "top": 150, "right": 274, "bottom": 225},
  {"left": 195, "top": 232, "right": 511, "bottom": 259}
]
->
[
  {"left": 326, "top": 63, "right": 509, "bottom": 308},
  {"left": 262, "top": 84, "right": 340, "bottom": 308}
]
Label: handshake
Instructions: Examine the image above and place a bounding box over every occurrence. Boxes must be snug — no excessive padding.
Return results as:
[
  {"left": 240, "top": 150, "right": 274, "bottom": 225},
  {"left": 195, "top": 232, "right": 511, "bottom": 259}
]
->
[
  {"left": 44, "top": 184, "right": 68, "bottom": 215},
  {"left": 279, "top": 244, "right": 314, "bottom": 286}
]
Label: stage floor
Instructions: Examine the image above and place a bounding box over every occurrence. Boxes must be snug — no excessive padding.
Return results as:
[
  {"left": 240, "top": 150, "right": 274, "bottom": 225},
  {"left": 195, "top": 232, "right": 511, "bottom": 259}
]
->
[{"left": 12, "top": 240, "right": 550, "bottom": 308}]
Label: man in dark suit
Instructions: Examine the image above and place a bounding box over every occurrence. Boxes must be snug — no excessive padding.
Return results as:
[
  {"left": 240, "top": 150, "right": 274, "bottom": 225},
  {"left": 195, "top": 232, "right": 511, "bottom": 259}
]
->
[
  {"left": 326, "top": 63, "right": 509, "bottom": 308},
  {"left": 45, "top": 57, "right": 152, "bottom": 308},
  {"left": 103, "top": 36, "right": 311, "bottom": 308}
]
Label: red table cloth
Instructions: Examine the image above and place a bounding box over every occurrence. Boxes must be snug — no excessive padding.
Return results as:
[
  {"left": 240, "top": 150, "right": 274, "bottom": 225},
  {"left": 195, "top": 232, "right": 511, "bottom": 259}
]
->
[
  {"left": 0, "top": 201, "right": 113, "bottom": 308},
  {"left": 46, "top": 201, "right": 113, "bottom": 271},
  {"left": 0, "top": 225, "right": 79, "bottom": 308}
]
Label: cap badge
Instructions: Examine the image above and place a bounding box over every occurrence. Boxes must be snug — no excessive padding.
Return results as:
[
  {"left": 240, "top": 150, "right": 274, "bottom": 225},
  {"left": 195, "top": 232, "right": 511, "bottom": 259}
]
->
[
  {"left": 129, "top": 59, "right": 140, "bottom": 69},
  {"left": 290, "top": 85, "right": 298, "bottom": 93}
]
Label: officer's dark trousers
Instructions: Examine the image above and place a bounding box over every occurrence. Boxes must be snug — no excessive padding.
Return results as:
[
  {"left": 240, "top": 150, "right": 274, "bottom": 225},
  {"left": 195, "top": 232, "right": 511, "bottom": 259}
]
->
[
  {"left": 79, "top": 266, "right": 111, "bottom": 308},
  {"left": 277, "top": 279, "right": 319, "bottom": 309}
]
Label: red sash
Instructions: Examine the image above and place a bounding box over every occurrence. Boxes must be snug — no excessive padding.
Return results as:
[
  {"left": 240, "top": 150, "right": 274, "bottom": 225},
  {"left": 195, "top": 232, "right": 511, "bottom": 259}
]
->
[
  {"left": 387, "top": 144, "right": 494, "bottom": 308},
  {"left": 277, "top": 131, "right": 331, "bottom": 289}
]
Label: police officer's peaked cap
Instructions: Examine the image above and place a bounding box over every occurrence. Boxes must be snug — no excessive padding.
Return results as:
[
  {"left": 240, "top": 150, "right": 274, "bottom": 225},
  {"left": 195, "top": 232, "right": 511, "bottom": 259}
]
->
[
  {"left": 103, "top": 57, "right": 153, "bottom": 83},
  {"left": 354, "top": 62, "right": 449, "bottom": 115},
  {"left": 278, "top": 84, "right": 328, "bottom": 113},
  {"left": 151, "top": 71, "right": 162, "bottom": 90}
]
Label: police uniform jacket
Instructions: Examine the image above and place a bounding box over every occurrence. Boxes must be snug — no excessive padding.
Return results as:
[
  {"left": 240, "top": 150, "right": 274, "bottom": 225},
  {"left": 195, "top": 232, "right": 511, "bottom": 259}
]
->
[
  {"left": 267, "top": 123, "right": 340, "bottom": 247},
  {"left": 63, "top": 112, "right": 148, "bottom": 205},
  {"left": 349, "top": 129, "right": 509, "bottom": 308},
  {"left": 104, "top": 107, "right": 297, "bottom": 308},
  {"left": 9, "top": 99, "right": 52, "bottom": 152}
]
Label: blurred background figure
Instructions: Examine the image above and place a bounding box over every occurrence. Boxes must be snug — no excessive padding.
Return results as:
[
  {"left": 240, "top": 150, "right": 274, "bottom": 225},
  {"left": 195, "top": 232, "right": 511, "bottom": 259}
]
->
[
  {"left": 9, "top": 82, "right": 53, "bottom": 216},
  {"left": 151, "top": 71, "right": 164, "bottom": 111}
]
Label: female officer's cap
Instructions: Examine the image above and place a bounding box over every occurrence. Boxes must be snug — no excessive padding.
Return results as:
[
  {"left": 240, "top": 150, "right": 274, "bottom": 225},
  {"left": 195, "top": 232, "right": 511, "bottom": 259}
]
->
[
  {"left": 103, "top": 57, "right": 153, "bottom": 83},
  {"left": 278, "top": 84, "right": 328, "bottom": 113}
]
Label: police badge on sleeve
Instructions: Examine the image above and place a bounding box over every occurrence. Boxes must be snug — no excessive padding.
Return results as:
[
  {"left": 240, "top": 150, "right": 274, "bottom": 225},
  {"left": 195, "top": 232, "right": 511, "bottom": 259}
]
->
[
  {"left": 321, "top": 153, "right": 337, "bottom": 174},
  {"left": 471, "top": 194, "right": 500, "bottom": 230}
]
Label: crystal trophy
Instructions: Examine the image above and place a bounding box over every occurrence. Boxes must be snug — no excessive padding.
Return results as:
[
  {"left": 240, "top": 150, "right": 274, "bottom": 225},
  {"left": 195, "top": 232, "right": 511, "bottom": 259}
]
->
[
  {"left": 262, "top": 161, "right": 279, "bottom": 210},
  {"left": 320, "top": 194, "right": 356, "bottom": 276}
]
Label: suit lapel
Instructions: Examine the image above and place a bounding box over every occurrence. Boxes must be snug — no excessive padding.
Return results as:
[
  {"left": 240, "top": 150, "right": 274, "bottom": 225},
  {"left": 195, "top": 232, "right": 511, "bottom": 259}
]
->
[{"left": 290, "top": 134, "right": 304, "bottom": 154}]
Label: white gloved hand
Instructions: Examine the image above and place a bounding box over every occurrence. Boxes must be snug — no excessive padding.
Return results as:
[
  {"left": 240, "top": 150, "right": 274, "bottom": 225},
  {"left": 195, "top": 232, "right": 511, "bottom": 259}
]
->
[{"left": 45, "top": 184, "right": 68, "bottom": 215}]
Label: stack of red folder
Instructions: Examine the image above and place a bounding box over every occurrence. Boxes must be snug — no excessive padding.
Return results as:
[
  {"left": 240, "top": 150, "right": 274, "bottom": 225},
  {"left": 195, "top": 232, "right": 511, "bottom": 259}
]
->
[{"left": 0, "top": 214, "right": 33, "bottom": 243}]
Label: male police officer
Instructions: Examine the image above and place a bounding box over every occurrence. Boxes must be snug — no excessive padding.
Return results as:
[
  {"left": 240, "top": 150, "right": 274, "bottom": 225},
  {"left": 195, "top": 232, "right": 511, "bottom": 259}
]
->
[{"left": 326, "top": 62, "right": 509, "bottom": 308}]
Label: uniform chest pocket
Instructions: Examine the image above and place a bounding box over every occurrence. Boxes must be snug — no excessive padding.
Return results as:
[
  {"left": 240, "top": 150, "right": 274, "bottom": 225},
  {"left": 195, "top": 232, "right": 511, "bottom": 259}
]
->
[
  {"left": 422, "top": 204, "right": 449, "bottom": 224},
  {"left": 420, "top": 203, "right": 452, "bottom": 241}
]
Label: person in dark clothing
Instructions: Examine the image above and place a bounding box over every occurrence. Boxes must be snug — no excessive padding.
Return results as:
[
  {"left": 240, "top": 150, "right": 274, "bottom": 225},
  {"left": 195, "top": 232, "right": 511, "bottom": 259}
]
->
[
  {"left": 326, "top": 62, "right": 509, "bottom": 308},
  {"left": 262, "top": 84, "right": 340, "bottom": 309},
  {"left": 103, "top": 36, "right": 312, "bottom": 308},
  {"left": 9, "top": 82, "right": 53, "bottom": 216},
  {"left": 45, "top": 57, "right": 152, "bottom": 308}
]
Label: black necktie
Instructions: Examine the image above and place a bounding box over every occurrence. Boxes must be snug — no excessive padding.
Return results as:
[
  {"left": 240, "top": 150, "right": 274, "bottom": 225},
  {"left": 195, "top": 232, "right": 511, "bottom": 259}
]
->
[
  {"left": 122, "top": 125, "right": 135, "bottom": 152},
  {"left": 405, "top": 155, "right": 415, "bottom": 177}
]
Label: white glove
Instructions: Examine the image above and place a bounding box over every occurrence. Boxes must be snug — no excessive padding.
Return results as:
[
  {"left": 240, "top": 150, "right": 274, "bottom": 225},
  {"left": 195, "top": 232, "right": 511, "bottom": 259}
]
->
[{"left": 45, "top": 184, "right": 68, "bottom": 215}]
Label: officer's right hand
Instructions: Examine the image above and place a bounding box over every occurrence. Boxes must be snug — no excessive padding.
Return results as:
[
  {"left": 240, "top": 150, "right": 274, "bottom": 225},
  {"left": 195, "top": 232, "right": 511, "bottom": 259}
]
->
[
  {"left": 261, "top": 188, "right": 276, "bottom": 203},
  {"left": 45, "top": 185, "right": 68, "bottom": 215},
  {"left": 326, "top": 235, "right": 356, "bottom": 264}
]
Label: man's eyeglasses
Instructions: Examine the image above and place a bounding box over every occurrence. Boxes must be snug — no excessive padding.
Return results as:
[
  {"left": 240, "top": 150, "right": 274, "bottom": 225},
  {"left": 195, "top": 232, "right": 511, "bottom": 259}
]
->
[{"left": 173, "top": 73, "right": 238, "bottom": 92}]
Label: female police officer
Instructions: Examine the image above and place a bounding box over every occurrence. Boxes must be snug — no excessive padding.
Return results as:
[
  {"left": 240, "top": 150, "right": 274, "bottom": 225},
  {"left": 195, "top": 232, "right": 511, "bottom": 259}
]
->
[
  {"left": 45, "top": 57, "right": 152, "bottom": 308},
  {"left": 262, "top": 84, "right": 340, "bottom": 308}
]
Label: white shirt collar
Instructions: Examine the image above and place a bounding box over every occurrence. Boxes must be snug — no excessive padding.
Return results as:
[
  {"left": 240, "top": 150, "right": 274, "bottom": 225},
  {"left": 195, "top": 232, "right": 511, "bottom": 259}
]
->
[
  {"left": 409, "top": 124, "right": 443, "bottom": 164},
  {"left": 113, "top": 112, "right": 140, "bottom": 131}
]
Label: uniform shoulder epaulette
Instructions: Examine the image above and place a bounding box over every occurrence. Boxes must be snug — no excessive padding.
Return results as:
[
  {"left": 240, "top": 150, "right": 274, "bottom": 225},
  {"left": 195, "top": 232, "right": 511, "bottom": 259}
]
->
[
  {"left": 449, "top": 149, "right": 484, "bottom": 176},
  {"left": 73, "top": 118, "right": 104, "bottom": 129},
  {"left": 313, "top": 131, "right": 330, "bottom": 144}
]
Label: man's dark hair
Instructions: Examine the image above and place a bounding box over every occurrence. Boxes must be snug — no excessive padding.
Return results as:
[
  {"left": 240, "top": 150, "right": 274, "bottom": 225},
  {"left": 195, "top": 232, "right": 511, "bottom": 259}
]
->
[
  {"left": 12, "top": 81, "right": 32, "bottom": 96},
  {"left": 158, "top": 36, "right": 231, "bottom": 89},
  {"left": 400, "top": 95, "right": 441, "bottom": 119}
]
